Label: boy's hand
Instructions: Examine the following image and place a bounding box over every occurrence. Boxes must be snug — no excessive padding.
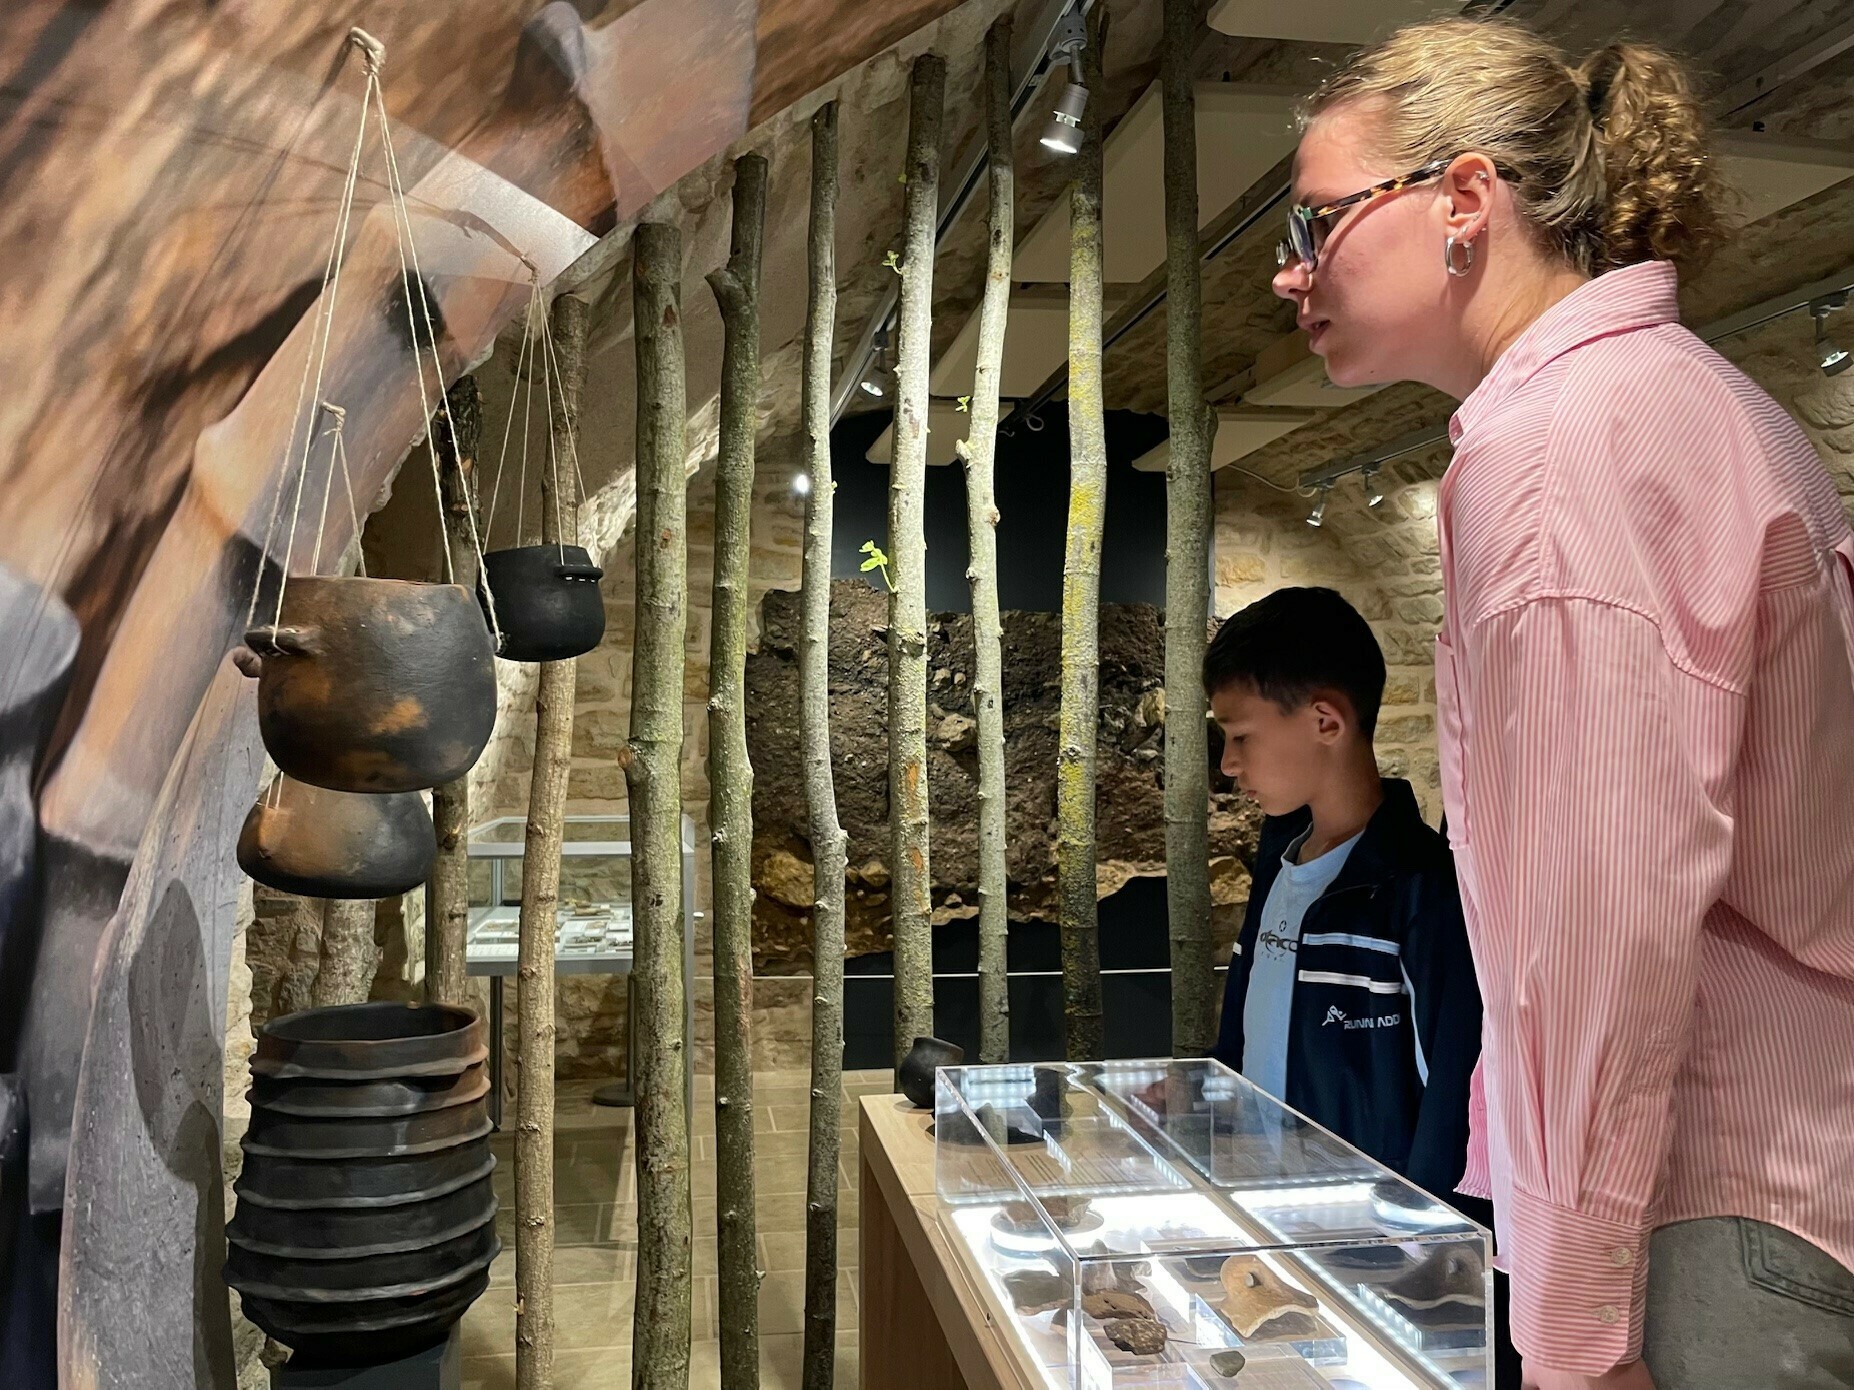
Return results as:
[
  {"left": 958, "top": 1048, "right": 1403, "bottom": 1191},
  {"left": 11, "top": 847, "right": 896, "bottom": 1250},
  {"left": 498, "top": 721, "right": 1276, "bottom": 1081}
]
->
[{"left": 1523, "top": 1360, "right": 1656, "bottom": 1390}]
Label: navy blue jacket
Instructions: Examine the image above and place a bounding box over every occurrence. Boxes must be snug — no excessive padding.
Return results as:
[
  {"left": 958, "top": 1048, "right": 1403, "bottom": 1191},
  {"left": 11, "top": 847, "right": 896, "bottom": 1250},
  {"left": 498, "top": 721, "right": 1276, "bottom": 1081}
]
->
[{"left": 1212, "top": 778, "right": 1482, "bottom": 1200}]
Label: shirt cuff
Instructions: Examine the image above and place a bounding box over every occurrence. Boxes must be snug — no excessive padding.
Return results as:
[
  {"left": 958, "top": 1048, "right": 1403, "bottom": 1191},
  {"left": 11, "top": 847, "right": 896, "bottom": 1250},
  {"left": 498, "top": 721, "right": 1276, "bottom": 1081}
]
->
[{"left": 1506, "top": 1188, "right": 1652, "bottom": 1374}]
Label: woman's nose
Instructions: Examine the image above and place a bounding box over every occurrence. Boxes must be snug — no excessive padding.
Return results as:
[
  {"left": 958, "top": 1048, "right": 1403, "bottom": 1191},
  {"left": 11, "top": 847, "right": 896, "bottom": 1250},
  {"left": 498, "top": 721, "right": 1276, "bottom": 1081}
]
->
[
  {"left": 1221, "top": 747, "right": 1241, "bottom": 779},
  {"left": 1273, "top": 260, "right": 1310, "bottom": 301}
]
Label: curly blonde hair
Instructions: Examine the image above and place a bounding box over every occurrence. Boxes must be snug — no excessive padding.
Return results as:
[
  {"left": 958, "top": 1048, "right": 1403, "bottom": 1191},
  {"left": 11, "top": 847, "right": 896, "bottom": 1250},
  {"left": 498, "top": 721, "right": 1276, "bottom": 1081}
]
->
[{"left": 1301, "top": 18, "right": 1733, "bottom": 278}]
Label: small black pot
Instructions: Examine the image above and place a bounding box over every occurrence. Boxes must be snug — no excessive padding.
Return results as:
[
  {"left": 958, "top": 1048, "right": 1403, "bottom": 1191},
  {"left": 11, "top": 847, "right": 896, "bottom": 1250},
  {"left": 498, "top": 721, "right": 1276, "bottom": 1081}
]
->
[
  {"left": 480, "top": 544, "right": 605, "bottom": 662},
  {"left": 898, "top": 1036, "right": 964, "bottom": 1109}
]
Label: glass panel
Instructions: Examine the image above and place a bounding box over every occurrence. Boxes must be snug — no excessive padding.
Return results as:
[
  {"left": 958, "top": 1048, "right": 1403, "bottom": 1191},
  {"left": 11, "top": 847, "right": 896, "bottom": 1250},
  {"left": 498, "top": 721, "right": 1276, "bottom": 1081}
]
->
[{"left": 934, "top": 1058, "right": 1492, "bottom": 1389}]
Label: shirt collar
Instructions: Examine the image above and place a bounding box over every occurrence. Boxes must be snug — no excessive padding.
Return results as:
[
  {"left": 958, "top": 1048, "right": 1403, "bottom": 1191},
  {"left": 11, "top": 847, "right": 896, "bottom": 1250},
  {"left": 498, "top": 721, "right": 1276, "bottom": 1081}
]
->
[{"left": 1448, "top": 260, "right": 1681, "bottom": 445}]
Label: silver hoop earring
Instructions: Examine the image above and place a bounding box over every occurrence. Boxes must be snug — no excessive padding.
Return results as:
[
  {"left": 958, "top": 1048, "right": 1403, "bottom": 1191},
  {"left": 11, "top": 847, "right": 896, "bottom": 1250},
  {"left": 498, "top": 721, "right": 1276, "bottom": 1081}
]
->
[{"left": 1445, "top": 235, "right": 1475, "bottom": 278}]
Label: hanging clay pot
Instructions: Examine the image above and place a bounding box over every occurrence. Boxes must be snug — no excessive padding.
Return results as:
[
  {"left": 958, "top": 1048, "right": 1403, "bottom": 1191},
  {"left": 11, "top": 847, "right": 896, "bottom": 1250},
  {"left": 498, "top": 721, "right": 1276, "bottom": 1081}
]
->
[
  {"left": 898, "top": 1035, "right": 964, "bottom": 1109},
  {"left": 246, "top": 578, "right": 496, "bottom": 794},
  {"left": 479, "top": 544, "right": 605, "bottom": 662},
  {"left": 238, "top": 774, "right": 436, "bottom": 899}
]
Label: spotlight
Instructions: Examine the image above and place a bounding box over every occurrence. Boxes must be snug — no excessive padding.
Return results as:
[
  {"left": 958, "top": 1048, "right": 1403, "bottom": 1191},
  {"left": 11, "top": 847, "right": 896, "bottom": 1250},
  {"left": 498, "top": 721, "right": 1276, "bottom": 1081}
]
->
[
  {"left": 858, "top": 331, "right": 894, "bottom": 397},
  {"left": 792, "top": 473, "right": 812, "bottom": 497},
  {"left": 1814, "top": 294, "right": 1852, "bottom": 378},
  {"left": 1364, "top": 467, "right": 1384, "bottom": 508},
  {"left": 1040, "top": 77, "right": 1088, "bottom": 155},
  {"left": 1039, "top": 7, "right": 1089, "bottom": 156},
  {"left": 1307, "top": 486, "right": 1330, "bottom": 528}
]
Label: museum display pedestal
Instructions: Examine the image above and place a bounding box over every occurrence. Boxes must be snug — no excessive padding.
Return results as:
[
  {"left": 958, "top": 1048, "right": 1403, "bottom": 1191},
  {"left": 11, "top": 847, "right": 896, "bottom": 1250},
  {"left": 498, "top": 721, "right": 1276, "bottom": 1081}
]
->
[
  {"left": 860, "top": 1092, "right": 1044, "bottom": 1390},
  {"left": 861, "top": 1059, "right": 1494, "bottom": 1389}
]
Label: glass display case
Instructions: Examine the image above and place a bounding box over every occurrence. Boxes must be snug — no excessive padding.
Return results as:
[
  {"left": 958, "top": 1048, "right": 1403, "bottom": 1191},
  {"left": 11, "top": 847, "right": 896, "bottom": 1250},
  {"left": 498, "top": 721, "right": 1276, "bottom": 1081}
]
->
[
  {"left": 934, "top": 1058, "right": 1491, "bottom": 1390},
  {"left": 465, "top": 814, "right": 695, "bottom": 1121}
]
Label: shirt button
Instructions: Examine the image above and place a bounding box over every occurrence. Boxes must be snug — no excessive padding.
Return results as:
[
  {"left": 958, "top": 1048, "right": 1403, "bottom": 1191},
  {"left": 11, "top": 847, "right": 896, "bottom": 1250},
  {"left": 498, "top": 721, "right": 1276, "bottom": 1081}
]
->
[
  {"left": 1610, "top": 1247, "right": 1634, "bottom": 1268},
  {"left": 1596, "top": 1304, "right": 1619, "bottom": 1325}
]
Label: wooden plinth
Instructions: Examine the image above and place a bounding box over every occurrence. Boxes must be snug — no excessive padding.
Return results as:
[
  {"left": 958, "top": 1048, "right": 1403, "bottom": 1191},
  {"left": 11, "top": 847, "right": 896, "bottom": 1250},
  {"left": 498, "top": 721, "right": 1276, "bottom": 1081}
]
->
[{"left": 858, "top": 1094, "right": 1049, "bottom": 1390}]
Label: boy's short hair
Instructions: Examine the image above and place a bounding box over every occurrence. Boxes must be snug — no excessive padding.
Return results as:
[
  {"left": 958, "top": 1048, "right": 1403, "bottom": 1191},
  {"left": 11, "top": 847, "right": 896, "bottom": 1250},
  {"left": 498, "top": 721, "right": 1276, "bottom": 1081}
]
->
[{"left": 1203, "top": 586, "right": 1387, "bottom": 738}]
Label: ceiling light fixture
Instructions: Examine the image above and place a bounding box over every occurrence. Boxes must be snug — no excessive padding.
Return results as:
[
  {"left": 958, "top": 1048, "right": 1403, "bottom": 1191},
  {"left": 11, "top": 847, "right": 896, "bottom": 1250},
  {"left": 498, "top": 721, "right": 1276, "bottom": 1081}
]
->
[
  {"left": 1814, "top": 292, "right": 1852, "bottom": 378},
  {"left": 858, "top": 329, "right": 893, "bottom": 397},
  {"left": 792, "top": 472, "right": 812, "bottom": 497},
  {"left": 1039, "top": 5, "right": 1090, "bottom": 156},
  {"left": 1307, "top": 485, "right": 1330, "bottom": 528},
  {"left": 1363, "top": 466, "right": 1384, "bottom": 508}
]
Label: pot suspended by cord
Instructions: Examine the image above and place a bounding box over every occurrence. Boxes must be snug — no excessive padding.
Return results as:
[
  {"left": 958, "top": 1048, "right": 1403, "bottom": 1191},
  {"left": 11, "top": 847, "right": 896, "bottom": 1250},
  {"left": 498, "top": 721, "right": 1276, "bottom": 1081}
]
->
[
  {"left": 246, "top": 577, "right": 496, "bottom": 794},
  {"left": 238, "top": 774, "right": 436, "bottom": 899},
  {"left": 478, "top": 543, "right": 605, "bottom": 662}
]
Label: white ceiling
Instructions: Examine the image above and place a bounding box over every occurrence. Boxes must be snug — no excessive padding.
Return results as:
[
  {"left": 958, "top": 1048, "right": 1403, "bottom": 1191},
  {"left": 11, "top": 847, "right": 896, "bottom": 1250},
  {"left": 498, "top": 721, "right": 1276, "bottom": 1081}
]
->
[
  {"left": 1011, "top": 80, "right": 1301, "bottom": 284},
  {"left": 1715, "top": 133, "right": 1854, "bottom": 225},
  {"left": 928, "top": 285, "right": 1072, "bottom": 397},
  {"left": 1132, "top": 406, "right": 1317, "bottom": 471}
]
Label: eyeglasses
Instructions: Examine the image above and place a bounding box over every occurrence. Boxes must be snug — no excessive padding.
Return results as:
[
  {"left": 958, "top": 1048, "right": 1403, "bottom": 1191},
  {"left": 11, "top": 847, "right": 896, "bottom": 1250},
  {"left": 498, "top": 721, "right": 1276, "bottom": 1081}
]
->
[{"left": 1275, "top": 158, "right": 1455, "bottom": 273}]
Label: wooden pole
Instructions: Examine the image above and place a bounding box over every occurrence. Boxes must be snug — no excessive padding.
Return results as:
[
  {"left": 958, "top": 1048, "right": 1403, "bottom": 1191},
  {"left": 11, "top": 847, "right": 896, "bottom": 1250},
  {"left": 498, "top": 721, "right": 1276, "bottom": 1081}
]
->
[
  {"left": 705, "top": 151, "right": 768, "bottom": 1390},
  {"left": 957, "top": 17, "right": 1015, "bottom": 1066},
  {"left": 800, "top": 101, "right": 849, "bottom": 1390},
  {"left": 428, "top": 375, "right": 483, "bottom": 1006},
  {"left": 887, "top": 52, "right": 946, "bottom": 1074},
  {"left": 1160, "top": 0, "right": 1216, "bottom": 1057},
  {"left": 629, "top": 221, "right": 694, "bottom": 1390},
  {"left": 310, "top": 899, "right": 378, "bottom": 1007},
  {"left": 1058, "top": 7, "right": 1109, "bottom": 1063},
  {"left": 514, "top": 291, "right": 588, "bottom": 1390}
]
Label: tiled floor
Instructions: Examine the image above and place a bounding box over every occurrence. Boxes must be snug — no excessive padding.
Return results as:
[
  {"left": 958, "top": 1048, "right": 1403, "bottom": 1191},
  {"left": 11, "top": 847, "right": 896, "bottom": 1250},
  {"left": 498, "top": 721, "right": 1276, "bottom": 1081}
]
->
[{"left": 462, "top": 1069, "right": 893, "bottom": 1388}]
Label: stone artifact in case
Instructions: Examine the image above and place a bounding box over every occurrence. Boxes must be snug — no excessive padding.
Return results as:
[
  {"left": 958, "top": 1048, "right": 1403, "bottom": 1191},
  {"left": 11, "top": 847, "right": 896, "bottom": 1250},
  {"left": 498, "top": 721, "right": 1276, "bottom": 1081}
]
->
[{"left": 934, "top": 1057, "right": 1493, "bottom": 1388}]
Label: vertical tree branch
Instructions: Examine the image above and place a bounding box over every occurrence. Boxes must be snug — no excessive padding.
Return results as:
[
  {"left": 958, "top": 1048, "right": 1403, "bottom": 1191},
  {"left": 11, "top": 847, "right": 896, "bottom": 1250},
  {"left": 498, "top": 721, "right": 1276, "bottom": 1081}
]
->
[
  {"left": 311, "top": 899, "right": 378, "bottom": 1007},
  {"left": 705, "top": 151, "right": 768, "bottom": 1390},
  {"left": 888, "top": 52, "right": 946, "bottom": 1074},
  {"left": 429, "top": 375, "right": 483, "bottom": 1006},
  {"left": 514, "top": 292, "right": 587, "bottom": 1390},
  {"left": 959, "top": 17, "right": 1015, "bottom": 1065},
  {"left": 1161, "top": 0, "right": 1216, "bottom": 1056},
  {"left": 800, "top": 102, "right": 848, "bottom": 1390},
  {"left": 629, "top": 221, "right": 694, "bottom": 1390},
  {"left": 1058, "top": 7, "right": 1109, "bottom": 1063}
]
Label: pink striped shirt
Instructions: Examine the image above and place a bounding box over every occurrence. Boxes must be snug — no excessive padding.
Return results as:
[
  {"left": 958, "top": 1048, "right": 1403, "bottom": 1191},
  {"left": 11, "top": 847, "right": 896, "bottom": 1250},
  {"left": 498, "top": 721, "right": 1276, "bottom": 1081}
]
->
[{"left": 1437, "top": 261, "right": 1854, "bottom": 1374}]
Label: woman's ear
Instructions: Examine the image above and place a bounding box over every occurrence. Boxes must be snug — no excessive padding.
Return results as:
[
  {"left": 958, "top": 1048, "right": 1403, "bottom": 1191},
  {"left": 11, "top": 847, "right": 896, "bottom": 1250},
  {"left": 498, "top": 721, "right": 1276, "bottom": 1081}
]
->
[{"left": 1442, "top": 152, "right": 1498, "bottom": 245}]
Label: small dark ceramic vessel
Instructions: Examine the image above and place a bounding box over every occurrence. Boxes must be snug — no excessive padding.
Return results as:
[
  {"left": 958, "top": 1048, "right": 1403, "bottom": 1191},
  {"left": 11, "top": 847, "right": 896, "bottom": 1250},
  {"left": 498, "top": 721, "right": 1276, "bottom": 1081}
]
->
[
  {"left": 246, "top": 577, "right": 496, "bottom": 794},
  {"left": 480, "top": 543, "right": 605, "bottom": 662},
  {"left": 237, "top": 774, "right": 435, "bottom": 899},
  {"left": 898, "top": 1035, "right": 964, "bottom": 1109}
]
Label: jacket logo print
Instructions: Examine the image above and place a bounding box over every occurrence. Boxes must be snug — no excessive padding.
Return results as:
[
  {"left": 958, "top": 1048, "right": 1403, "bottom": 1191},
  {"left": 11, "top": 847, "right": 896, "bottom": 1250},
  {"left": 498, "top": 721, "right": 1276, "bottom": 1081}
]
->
[
  {"left": 1259, "top": 930, "right": 1299, "bottom": 957},
  {"left": 1323, "top": 1005, "right": 1347, "bottom": 1026}
]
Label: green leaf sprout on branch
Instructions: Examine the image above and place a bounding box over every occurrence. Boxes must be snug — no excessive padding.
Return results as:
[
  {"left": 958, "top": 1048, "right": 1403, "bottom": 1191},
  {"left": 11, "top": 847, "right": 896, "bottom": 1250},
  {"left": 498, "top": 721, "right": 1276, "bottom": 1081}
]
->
[{"left": 859, "top": 540, "right": 895, "bottom": 592}]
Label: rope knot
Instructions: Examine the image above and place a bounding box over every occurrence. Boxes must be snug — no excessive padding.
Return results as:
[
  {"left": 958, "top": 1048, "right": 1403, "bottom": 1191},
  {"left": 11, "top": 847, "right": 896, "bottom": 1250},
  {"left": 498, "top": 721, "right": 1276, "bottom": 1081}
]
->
[{"left": 347, "top": 27, "right": 386, "bottom": 77}]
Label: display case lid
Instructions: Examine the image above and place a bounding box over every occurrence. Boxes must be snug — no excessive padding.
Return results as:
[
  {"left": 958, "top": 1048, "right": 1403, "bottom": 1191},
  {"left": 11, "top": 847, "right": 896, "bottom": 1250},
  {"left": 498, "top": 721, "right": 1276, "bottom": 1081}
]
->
[
  {"left": 466, "top": 812, "right": 697, "bottom": 854},
  {"left": 934, "top": 1057, "right": 1483, "bottom": 1260}
]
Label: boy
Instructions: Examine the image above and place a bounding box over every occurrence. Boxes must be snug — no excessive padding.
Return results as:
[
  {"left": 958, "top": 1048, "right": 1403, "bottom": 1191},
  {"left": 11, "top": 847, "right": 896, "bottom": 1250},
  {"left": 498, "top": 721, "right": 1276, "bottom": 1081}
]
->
[{"left": 1205, "top": 586, "right": 1480, "bottom": 1205}]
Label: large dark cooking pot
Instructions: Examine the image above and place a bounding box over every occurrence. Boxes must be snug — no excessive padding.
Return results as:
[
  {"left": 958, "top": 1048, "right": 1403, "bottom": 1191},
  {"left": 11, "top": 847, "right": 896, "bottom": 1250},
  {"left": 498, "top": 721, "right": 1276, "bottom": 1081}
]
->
[
  {"left": 237, "top": 774, "right": 435, "bottom": 898},
  {"left": 245, "top": 577, "right": 496, "bottom": 794},
  {"left": 480, "top": 543, "right": 605, "bottom": 662},
  {"left": 225, "top": 1001, "right": 497, "bottom": 1368}
]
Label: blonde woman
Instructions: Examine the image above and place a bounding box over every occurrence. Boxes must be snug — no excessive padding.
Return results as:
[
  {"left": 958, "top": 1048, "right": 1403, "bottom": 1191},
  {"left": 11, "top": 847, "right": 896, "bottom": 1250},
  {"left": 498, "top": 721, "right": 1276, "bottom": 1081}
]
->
[{"left": 1271, "top": 19, "right": 1854, "bottom": 1390}]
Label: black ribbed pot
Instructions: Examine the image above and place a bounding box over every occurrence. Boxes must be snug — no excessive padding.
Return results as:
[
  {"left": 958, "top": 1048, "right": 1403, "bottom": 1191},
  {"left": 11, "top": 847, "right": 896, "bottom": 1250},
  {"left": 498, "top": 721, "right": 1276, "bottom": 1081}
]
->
[
  {"left": 480, "top": 544, "right": 605, "bottom": 662},
  {"left": 225, "top": 1002, "right": 497, "bottom": 1368},
  {"left": 237, "top": 775, "right": 436, "bottom": 899},
  {"left": 899, "top": 1035, "right": 964, "bottom": 1109}
]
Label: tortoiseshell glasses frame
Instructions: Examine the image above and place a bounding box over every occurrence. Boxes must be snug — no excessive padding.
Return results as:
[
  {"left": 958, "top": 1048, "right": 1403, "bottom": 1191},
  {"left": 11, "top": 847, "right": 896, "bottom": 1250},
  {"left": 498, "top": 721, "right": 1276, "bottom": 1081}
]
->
[{"left": 1275, "top": 157, "right": 1455, "bottom": 273}]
